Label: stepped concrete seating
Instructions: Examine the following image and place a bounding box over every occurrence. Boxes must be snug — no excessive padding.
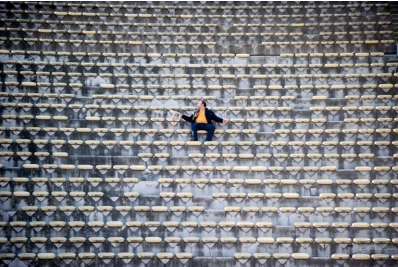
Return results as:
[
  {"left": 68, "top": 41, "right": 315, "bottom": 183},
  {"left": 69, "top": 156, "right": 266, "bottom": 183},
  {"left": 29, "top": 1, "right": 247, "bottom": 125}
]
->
[{"left": 0, "top": 1, "right": 397, "bottom": 266}]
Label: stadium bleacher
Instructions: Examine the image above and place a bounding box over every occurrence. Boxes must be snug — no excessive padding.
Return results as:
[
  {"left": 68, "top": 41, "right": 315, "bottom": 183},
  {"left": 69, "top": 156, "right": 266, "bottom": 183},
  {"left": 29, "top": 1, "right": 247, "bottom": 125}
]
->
[{"left": 0, "top": 1, "right": 397, "bottom": 266}]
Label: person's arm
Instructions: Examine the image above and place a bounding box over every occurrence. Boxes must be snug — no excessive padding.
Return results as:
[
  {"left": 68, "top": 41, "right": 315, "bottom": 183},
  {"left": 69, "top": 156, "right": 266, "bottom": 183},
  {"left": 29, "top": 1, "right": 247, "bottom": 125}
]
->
[
  {"left": 208, "top": 110, "right": 224, "bottom": 123},
  {"left": 181, "top": 114, "right": 193, "bottom": 123}
]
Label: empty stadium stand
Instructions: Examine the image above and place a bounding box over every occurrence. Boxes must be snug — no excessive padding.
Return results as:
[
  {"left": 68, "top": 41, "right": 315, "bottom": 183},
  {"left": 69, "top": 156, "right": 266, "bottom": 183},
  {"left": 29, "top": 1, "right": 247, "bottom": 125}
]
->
[{"left": 0, "top": 1, "right": 398, "bottom": 266}]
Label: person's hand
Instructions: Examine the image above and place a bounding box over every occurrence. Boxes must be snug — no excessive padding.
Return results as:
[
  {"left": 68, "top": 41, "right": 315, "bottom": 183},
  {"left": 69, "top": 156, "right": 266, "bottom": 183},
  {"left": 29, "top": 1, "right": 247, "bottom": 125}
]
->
[{"left": 223, "top": 119, "right": 229, "bottom": 125}]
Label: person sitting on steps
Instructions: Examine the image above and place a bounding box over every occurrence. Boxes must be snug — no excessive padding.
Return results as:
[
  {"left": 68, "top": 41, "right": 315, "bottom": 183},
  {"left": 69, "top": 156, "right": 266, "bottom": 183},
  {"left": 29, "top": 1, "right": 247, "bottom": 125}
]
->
[{"left": 180, "top": 98, "right": 229, "bottom": 141}]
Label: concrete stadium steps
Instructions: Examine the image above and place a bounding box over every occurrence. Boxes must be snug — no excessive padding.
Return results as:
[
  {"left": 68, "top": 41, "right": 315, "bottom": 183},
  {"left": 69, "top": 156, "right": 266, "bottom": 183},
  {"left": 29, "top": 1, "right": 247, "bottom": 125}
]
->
[{"left": 0, "top": 1, "right": 397, "bottom": 266}]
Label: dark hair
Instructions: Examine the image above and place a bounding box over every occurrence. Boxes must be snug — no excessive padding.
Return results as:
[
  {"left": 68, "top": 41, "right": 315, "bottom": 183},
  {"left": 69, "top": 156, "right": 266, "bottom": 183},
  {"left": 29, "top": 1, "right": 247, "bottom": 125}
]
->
[{"left": 201, "top": 100, "right": 206, "bottom": 107}]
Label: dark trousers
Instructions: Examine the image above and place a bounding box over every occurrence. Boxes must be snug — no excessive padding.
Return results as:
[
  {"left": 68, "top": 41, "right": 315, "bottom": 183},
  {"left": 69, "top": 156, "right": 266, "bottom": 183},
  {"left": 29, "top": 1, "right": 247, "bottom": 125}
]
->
[{"left": 191, "top": 123, "right": 216, "bottom": 141}]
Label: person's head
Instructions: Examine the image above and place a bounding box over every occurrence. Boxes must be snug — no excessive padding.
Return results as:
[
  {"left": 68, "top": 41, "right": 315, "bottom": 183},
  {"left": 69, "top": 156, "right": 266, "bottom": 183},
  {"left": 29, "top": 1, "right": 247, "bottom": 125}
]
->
[{"left": 197, "top": 99, "right": 206, "bottom": 109}]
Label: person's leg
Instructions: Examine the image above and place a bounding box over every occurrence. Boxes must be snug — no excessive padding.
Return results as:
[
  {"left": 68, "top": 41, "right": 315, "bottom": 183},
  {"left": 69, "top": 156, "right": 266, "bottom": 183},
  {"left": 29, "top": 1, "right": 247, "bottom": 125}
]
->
[
  {"left": 205, "top": 124, "right": 216, "bottom": 141},
  {"left": 191, "top": 123, "right": 198, "bottom": 141}
]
